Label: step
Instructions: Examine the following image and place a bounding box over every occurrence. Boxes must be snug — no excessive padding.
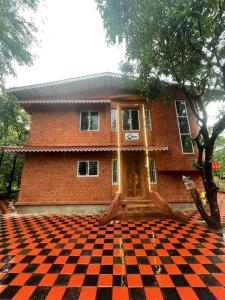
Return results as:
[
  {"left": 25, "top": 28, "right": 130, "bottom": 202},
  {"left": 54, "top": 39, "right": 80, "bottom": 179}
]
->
[
  {"left": 116, "top": 210, "right": 159, "bottom": 220},
  {"left": 126, "top": 204, "right": 156, "bottom": 210}
]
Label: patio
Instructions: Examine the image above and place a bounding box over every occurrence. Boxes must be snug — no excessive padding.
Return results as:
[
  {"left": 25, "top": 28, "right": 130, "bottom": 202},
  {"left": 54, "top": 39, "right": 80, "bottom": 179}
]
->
[{"left": 0, "top": 194, "right": 225, "bottom": 300}]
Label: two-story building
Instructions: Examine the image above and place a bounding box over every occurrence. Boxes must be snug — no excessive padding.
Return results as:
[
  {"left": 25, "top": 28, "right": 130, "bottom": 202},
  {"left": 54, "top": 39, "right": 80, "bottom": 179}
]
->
[{"left": 7, "top": 73, "right": 202, "bottom": 214}]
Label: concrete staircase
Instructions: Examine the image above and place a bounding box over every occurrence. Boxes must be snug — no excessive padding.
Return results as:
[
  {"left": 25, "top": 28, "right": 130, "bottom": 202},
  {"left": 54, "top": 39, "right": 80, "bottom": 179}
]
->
[{"left": 117, "top": 196, "right": 156, "bottom": 219}]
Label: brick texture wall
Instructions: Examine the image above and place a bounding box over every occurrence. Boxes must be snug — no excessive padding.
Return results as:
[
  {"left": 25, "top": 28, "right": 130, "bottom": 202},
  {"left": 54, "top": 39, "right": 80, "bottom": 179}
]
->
[
  {"left": 19, "top": 152, "right": 112, "bottom": 204},
  {"left": 157, "top": 171, "right": 204, "bottom": 202}
]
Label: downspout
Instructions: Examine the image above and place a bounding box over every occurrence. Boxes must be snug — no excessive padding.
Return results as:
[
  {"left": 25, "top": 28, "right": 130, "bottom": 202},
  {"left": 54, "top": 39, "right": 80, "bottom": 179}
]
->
[
  {"left": 117, "top": 104, "right": 122, "bottom": 192},
  {"left": 142, "top": 104, "right": 151, "bottom": 191}
]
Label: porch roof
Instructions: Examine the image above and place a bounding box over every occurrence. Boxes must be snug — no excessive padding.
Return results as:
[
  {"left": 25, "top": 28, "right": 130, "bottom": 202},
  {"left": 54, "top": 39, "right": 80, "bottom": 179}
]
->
[
  {"left": 1, "top": 145, "right": 169, "bottom": 153},
  {"left": 18, "top": 98, "right": 111, "bottom": 104}
]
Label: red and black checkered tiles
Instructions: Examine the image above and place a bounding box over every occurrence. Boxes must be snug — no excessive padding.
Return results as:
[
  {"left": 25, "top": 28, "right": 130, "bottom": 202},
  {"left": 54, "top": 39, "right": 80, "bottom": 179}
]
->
[{"left": 0, "top": 202, "right": 225, "bottom": 300}]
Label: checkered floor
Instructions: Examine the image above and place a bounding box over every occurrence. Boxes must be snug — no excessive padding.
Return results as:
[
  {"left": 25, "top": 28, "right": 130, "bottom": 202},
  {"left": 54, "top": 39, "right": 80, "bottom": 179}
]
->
[{"left": 0, "top": 197, "right": 225, "bottom": 299}]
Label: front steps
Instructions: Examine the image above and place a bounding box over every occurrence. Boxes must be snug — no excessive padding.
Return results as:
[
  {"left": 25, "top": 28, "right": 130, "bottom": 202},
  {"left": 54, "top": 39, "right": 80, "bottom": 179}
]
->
[{"left": 117, "top": 196, "right": 156, "bottom": 219}]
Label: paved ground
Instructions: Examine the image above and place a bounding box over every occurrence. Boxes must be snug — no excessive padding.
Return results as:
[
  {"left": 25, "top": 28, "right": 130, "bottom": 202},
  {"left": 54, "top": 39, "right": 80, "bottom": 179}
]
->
[{"left": 0, "top": 195, "right": 225, "bottom": 300}]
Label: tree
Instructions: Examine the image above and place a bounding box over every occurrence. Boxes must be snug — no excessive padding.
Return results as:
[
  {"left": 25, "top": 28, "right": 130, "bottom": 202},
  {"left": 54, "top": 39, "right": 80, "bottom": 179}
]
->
[
  {"left": 0, "top": 0, "right": 40, "bottom": 199},
  {"left": 0, "top": 0, "right": 40, "bottom": 83},
  {"left": 96, "top": 0, "right": 225, "bottom": 229},
  {"left": 0, "top": 86, "right": 30, "bottom": 198},
  {"left": 213, "top": 134, "right": 225, "bottom": 176}
]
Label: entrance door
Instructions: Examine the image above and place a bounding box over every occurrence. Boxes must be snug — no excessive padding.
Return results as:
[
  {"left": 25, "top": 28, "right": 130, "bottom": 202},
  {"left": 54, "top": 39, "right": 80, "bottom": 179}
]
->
[{"left": 125, "top": 160, "right": 143, "bottom": 197}]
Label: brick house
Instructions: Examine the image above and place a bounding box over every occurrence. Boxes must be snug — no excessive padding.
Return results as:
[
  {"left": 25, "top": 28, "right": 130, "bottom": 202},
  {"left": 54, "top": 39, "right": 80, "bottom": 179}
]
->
[{"left": 7, "top": 73, "right": 202, "bottom": 214}]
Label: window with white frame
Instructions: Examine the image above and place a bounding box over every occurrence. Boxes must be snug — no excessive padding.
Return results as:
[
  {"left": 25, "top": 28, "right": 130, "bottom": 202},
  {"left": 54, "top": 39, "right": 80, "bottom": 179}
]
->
[
  {"left": 77, "top": 161, "right": 99, "bottom": 176},
  {"left": 175, "top": 100, "right": 194, "bottom": 153},
  {"left": 122, "top": 109, "right": 139, "bottom": 130},
  {"left": 149, "top": 158, "right": 157, "bottom": 183},
  {"left": 80, "top": 112, "right": 99, "bottom": 131},
  {"left": 111, "top": 109, "right": 118, "bottom": 131},
  {"left": 145, "top": 109, "right": 152, "bottom": 130},
  {"left": 112, "top": 159, "right": 119, "bottom": 184}
]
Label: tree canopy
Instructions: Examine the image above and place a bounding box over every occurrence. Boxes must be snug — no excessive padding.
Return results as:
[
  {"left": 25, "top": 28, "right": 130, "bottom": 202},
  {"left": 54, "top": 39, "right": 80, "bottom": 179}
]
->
[
  {"left": 96, "top": 0, "right": 225, "bottom": 229},
  {"left": 0, "top": 0, "right": 40, "bottom": 82},
  {"left": 0, "top": 86, "right": 30, "bottom": 198}
]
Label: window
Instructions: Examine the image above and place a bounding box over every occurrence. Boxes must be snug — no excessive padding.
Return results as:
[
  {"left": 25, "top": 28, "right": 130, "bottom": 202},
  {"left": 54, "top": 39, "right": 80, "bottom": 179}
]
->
[
  {"left": 145, "top": 109, "right": 152, "bottom": 130},
  {"left": 122, "top": 109, "right": 139, "bottom": 130},
  {"left": 175, "top": 100, "right": 194, "bottom": 153},
  {"left": 111, "top": 109, "right": 118, "bottom": 131},
  {"left": 149, "top": 159, "right": 157, "bottom": 183},
  {"left": 112, "top": 159, "right": 119, "bottom": 184},
  {"left": 80, "top": 112, "right": 99, "bottom": 131},
  {"left": 77, "top": 161, "right": 99, "bottom": 176}
]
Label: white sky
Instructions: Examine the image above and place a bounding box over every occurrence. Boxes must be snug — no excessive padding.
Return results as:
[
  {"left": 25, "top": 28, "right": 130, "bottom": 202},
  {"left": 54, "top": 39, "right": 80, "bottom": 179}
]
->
[
  {"left": 4, "top": 0, "right": 223, "bottom": 125},
  {"left": 5, "top": 0, "right": 125, "bottom": 88}
]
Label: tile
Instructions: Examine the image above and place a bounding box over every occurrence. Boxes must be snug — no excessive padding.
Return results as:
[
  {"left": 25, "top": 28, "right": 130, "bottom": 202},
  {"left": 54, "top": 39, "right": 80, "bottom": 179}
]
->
[
  {"left": 29, "top": 286, "right": 51, "bottom": 300},
  {"left": 45, "top": 287, "right": 66, "bottom": 300},
  {"left": 129, "top": 288, "right": 146, "bottom": 300},
  {"left": 144, "top": 287, "right": 163, "bottom": 300},
  {"left": 199, "top": 274, "right": 221, "bottom": 286},
  {"left": 63, "top": 287, "right": 81, "bottom": 300},
  {"left": 127, "top": 274, "right": 143, "bottom": 287},
  {"left": 12, "top": 286, "right": 36, "bottom": 300},
  {"left": 78, "top": 287, "right": 97, "bottom": 300},
  {"left": 161, "top": 288, "right": 181, "bottom": 300},
  {"left": 83, "top": 275, "right": 99, "bottom": 286},
  {"left": 96, "top": 287, "right": 112, "bottom": 300},
  {"left": 209, "top": 287, "right": 225, "bottom": 300},
  {"left": 0, "top": 285, "right": 21, "bottom": 299},
  {"left": 112, "top": 287, "right": 129, "bottom": 300},
  {"left": 0, "top": 203, "right": 224, "bottom": 300},
  {"left": 193, "top": 287, "right": 217, "bottom": 300},
  {"left": 176, "top": 287, "right": 198, "bottom": 300},
  {"left": 170, "top": 275, "right": 189, "bottom": 286}
]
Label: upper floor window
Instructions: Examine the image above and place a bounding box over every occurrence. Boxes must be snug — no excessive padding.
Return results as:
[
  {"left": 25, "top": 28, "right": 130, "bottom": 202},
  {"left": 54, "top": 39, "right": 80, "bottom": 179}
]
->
[
  {"left": 175, "top": 100, "right": 194, "bottom": 153},
  {"left": 122, "top": 109, "right": 139, "bottom": 130},
  {"left": 145, "top": 109, "right": 152, "bottom": 130},
  {"left": 77, "top": 161, "right": 99, "bottom": 176},
  {"left": 111, "top": 109, "right": 118, "bottom": 131},
  {"left": 80, "top": 112, "right": 99, "bottom": 131}
]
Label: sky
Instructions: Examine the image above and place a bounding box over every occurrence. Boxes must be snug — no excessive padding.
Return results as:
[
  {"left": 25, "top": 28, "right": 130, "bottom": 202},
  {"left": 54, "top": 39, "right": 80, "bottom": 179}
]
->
[
  {"left": 5, "top": 0, "right": 125, "bottom": 88},
  {"left": 4, "top": 0, "right": 222, "bottom": 125}
]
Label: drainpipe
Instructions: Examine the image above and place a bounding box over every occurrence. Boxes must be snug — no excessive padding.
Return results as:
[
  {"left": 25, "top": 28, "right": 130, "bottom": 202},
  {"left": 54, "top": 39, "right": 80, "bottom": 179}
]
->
[{"left": 142, "top": 104, "right": 151, "bottom": 192}]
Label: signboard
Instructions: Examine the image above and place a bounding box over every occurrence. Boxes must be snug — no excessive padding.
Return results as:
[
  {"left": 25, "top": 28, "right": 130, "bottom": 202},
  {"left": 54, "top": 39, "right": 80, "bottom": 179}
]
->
[{"left": 125, "top": 133, "right": 139, "bottom": 140}]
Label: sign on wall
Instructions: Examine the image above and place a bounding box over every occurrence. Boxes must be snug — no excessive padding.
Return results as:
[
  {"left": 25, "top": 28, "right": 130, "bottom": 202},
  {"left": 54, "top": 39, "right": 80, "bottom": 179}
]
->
[{"left": 125, "top": 133, "right": 139, "bottom": 140}]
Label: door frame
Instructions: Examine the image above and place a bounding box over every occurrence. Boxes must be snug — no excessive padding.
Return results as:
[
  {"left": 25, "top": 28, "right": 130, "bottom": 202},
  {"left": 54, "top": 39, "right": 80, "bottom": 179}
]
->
[{"left": 123, "top": 158, "right": 145, "bottom": 197}]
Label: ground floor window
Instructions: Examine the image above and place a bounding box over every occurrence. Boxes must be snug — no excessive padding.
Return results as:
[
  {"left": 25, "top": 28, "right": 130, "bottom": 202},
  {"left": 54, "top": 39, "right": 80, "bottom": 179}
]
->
[
  {"left": 149, "top": 158, "right": 157, "bottom": 183},
  {"left": 112, "top": 159, "right": 119, "bottom": 184},
  {"left": 77, "top": 161, "right": 99, "bottom": 176}
]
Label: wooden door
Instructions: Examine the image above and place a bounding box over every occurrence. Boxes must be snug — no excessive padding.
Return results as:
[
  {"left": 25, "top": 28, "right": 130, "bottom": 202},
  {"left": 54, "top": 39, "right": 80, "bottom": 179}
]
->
[{"left": 125, "top": 160, "right": 143, "bottom": 197}]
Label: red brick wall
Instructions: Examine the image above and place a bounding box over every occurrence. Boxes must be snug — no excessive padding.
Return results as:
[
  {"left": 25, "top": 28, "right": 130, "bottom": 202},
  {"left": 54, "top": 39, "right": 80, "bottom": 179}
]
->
[
  {"left": 28, "top": 104, "right": 111, "bottom": 146},
  {"left": 19, "top": 152, "right": 112, "bottom": 204},
  {"left": 157, "top": 171, "right": 204, "bottom": 202}
]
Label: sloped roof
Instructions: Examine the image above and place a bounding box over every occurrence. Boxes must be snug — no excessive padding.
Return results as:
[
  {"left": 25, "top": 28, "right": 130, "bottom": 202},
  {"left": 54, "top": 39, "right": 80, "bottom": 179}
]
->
[{"left": 9, "top": 72, "right": 136, "bottom": 100}]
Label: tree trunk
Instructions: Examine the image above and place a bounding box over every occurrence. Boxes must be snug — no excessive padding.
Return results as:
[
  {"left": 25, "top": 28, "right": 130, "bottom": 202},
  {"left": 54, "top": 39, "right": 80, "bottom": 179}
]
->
[
  {"left": 204, "top": 145, "right": 221, "bottom": 229},
  {"left": 6, "top": 155, "right": 17, "bottom": 198},
  {"left": 0, "top": 149, "right": 4, "bottom": 168}
]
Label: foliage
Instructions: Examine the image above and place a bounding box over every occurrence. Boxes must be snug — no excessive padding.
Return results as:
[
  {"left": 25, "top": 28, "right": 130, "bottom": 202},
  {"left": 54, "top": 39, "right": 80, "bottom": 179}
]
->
[
  {"left": 0, "top": 0, "right": 40, "bottom": 83},
  {"left": 97, "top": 0, "right": 225, "bottom": 229},
  {"left": 213, "top": 134, "right": 225, "bottom": 176},
  {"left": 0, "top": 86, "right": 30, "bottom": 198}
]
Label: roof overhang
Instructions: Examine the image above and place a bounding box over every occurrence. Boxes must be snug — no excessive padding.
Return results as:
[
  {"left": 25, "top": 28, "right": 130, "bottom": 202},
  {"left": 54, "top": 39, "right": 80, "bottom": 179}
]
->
[
  {"left": 8, "top": 72, "right": 138, "bottom": 100},
  {"left": 18, "top": 99, "right": 111, "bottom": 105},
  {"left": 2, "top": 145, "right": 169, "bottom": 153}
]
